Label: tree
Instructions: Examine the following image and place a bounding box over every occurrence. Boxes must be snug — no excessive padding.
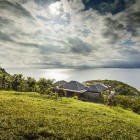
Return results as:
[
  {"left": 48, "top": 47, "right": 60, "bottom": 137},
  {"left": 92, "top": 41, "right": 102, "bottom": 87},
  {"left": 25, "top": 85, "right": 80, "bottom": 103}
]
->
[
  {"left": 26, "top": 77, "right": 36, "bottom": 92},
  {"left": 37, "top": 78, "right": 55, "bottom": 94},
  {"left": 12, "top": 74, "right": 26, "bottom": 91}
]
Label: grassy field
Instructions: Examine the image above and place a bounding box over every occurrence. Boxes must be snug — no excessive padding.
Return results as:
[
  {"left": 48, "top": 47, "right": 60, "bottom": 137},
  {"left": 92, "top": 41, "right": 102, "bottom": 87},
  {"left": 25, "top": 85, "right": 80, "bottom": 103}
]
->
[{"left": 0, "top": 91, "right": 140, "bottom": 140}]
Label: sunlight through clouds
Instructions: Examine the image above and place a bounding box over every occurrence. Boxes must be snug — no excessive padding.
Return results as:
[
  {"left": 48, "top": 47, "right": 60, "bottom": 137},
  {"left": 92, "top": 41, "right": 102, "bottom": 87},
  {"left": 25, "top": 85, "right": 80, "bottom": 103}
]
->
[
  {"left": 0, "top": 0, "right": 140, "bottom": 68},
  {"left": 49, "top": 2, "right": 62, "bottom": 15}
]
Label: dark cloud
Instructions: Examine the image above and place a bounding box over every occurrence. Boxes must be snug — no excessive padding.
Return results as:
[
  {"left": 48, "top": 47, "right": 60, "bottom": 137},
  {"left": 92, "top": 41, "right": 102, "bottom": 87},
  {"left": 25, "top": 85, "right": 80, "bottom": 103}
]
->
[
  {"left": 0, "top": 16, "right": 14, "bottom": 27},
  {"left": 103, "top": 31, "right": 120, "bottom": 44},
  {"left": 102, "top": 17, "right": 126, "bottom": 43},
  {"left": 124, "top": 0, "right": 135, "bottom": 8},
  {"left": 120, "top": 47, "right": 140, "bottom": 58},
  {"left": 105, "top": 17, "right": 125, "bottom": 30},
  {"left": 68, "top": 37, "right": 93, "bottom": 55},
  {"left": 125, "top": 11, "right": 140, "bottom": 35},
  {"left": 19, "top": 42, "right": 41, "bottom": 48},
  {"left": 28, "top": 61, "right": 95, "bottom": 69},
  {"left": 28, "top": 59, "right": 140, "bottom": 69},
  {"left": 103, "top": 15, "right": 139, "bottom": 44},
  {"left": 18, "top": 42, "right": 68, "bottom": 54},
  {"left": 103, "top": 60, "right": 140, "bottom": 68},
  {"left": 0, "top": 0, "right": 34, "bottom": 19},
  {"left": 128, "top": 12, "right": 140, "bottom": 26},
  {"left": 28, "top": 61, "right": 65, "bottom": 68},
  {"left": 0, "top": 31, "right": 14, "bottom": 42}
]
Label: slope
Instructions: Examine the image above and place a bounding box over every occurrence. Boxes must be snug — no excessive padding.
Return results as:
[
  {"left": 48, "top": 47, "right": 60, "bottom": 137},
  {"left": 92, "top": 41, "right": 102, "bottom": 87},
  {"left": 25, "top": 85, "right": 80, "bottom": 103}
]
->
[{"left": 0, "top": 90, "right": 140, "bottom": 140}]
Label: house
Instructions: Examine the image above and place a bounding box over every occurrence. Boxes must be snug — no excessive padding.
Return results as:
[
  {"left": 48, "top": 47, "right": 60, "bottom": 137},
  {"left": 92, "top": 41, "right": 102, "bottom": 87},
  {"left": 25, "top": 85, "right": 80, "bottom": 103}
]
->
[
  {"left": 79, "top": 84, "right": 108, "bottom": 103},
  {"left": 55, "top": 81, "right": 108, "bottom": 103},
  {"left": 79, "top": 92, "right": 102, "bottom": 102},
  {"left": 63, "top": 81, "right": 86, "bottom": 97}
]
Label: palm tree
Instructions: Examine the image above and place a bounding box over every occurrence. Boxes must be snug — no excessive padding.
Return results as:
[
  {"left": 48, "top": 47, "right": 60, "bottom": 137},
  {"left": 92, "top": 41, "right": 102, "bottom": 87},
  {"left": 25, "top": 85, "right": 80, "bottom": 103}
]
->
[
  {"left": 12, "top": 74, "right": 25, "bottom": 91},
  {"left": 27, "top": 77, "right": 36, "bottom": 92},
  {"left": 37, "top": 78, "right": 55, "bottom": 94}
]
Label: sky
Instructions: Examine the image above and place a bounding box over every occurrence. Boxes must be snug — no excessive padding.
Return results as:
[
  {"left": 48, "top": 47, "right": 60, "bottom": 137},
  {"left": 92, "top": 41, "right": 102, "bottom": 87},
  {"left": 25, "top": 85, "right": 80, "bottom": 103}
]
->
[{"left": 0, "top": 0, "right": 140, "bottom": 69}]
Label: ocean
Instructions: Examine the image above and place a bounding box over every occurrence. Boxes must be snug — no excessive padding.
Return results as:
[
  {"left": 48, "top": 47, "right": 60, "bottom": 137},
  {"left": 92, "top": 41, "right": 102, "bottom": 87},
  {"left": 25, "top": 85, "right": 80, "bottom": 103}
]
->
[{"left": 5, "top": 68, "right": 140, "bottom": 90}]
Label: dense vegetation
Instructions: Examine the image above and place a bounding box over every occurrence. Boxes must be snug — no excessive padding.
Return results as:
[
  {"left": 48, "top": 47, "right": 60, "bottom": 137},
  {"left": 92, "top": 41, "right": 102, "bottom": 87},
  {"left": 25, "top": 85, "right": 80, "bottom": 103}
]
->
[
  {"left": 115, "top": 95, "right": 140, "bottom": 114},
  {"left": 0, "top": 68, "right": 56, "bottom": 94},
  {"left": 1, "top": 68, "right": 140, "bottom": 139},
  {"left": 1, "top": 90, "right": 140, "bottom": 140},
  {"left": 1, "top": 68, "right": 140, "bottom": 96},
  {"left": 1, "top": 67, "right": 140, "bottom": 114},
  {"left": 85, "top": 80, "right": 140, "bottom": 114},
  {"left": 84, "top": 80, "right": 140, "bottom": 96}
]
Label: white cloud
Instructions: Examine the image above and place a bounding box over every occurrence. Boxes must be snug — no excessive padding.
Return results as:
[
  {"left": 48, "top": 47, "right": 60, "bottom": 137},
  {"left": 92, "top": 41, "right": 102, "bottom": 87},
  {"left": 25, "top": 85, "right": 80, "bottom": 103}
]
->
[{"left": 0, "top": 0, "right": 140, "bottom": 68}]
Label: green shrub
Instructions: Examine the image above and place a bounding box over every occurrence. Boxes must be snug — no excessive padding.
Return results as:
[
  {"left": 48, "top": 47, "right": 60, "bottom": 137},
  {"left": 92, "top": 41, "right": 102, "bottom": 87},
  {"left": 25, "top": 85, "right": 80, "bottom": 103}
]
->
[
  {"left": 73, "top": 95, "right": 78, "bottom": 100},
  {"left": 115, "top": 95, "right": 140, "bottom": 114}
]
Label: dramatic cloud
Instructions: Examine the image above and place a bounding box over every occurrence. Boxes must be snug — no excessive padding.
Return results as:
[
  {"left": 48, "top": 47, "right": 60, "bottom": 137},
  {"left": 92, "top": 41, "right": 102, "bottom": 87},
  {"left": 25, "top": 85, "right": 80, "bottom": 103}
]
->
[{"left": 0, "top": 0, "right": 140, "bottom": 68}]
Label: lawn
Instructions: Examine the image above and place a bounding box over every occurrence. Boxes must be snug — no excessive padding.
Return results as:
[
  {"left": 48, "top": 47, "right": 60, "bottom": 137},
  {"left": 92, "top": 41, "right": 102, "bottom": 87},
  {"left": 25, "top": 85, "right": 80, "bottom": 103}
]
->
[{"left": 0, "top": 90, "right": 140, "bottom": 140}]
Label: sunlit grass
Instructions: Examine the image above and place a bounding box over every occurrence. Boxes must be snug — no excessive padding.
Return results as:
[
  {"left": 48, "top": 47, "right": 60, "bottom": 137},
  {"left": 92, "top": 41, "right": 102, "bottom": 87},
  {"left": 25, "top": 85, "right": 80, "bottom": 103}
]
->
[{"left": 0, "top": 90, "right": 140, "bottom": 140}]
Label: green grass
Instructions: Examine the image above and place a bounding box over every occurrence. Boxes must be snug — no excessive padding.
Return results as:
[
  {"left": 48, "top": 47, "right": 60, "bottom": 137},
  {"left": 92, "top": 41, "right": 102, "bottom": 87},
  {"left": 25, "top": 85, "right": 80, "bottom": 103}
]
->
[{"left": 0, "top": 91, "right": 140, "bottom": 140}]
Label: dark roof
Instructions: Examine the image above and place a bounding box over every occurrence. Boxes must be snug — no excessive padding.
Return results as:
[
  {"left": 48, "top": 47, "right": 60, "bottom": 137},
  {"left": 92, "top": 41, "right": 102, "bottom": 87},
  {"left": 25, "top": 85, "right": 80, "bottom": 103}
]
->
[
  {"left": 87, "top": 83, "right": 108, "bottom": 93},
  {"left": 55, "top": 80, "right": 68, "bottom": 87},
  {"left": 64, "top": 81, "right": 86, "bottom": 91}
]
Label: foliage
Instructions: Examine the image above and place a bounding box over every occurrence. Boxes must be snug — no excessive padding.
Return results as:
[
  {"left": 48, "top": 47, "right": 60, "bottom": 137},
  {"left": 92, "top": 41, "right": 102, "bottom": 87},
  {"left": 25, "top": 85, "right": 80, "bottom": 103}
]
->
[
  {"left": 1, "top": 67, "right": 140, "bottom": 115},
  {"left": 83, "top": 80, "right": 140, "bottom": 113},
  {"left": 1, "top": 91, "right": 140, "bottom": 140},
  {"left": 73, "top": 95, "right": 78, "bottom": 99},
  {"left": 0, "top": 68, "right": 13, "bottom": 90},
  {"left": 26, "top": 77, "right": 36, "bottom": 92},
  {"left": 0, "top": 68, "right": 55, "bottom": 94},
  {"left": 115, "top": 95, "right": 140, "bottom": 114},
  {"left": 37, "top": 78, "right": 55, "bottom": 94},
  {"left": 84, "top": 79, "right": 140, "bottom": 96}
]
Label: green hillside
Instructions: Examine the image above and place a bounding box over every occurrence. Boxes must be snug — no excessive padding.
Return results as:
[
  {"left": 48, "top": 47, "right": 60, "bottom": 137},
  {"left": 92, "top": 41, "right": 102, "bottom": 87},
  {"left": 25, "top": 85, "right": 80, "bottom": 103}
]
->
[{"left": 0, "top": 91, "right": 140, "bottom": 140}]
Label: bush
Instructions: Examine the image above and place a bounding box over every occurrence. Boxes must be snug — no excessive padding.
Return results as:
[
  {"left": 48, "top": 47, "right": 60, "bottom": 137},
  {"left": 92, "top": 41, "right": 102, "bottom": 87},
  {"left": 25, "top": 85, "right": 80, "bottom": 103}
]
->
[
  {"left": 73, "top": 96, "right": 78, "bottom": 100},
  {"left": 115, "top": 95, "right": 140, "bottom": 114}
]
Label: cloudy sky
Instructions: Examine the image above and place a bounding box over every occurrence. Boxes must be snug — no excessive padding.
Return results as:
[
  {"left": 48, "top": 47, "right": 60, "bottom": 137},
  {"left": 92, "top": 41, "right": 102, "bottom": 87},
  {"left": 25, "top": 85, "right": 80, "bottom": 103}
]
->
[{"left": 0, "top": 0, "right": 140, "bottom": 69}]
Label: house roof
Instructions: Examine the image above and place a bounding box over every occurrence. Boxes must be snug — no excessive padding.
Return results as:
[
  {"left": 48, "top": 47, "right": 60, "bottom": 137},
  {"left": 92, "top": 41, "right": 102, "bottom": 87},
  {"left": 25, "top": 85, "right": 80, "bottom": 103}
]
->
[
  {"left": 87, "top": 83, "right": 108, "bottom": 93},
  {"left": 64, "top": 81, "right": 86, "bottom": 91},
  {"left": 55, "top": 80, "right": 68, "bottom": 87}
]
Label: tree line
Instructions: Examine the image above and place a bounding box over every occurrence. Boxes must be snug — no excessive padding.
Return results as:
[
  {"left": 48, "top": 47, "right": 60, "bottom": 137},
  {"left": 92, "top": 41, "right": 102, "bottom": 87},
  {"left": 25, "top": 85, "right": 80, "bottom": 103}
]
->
[
  {"left": 1, "top": 68, "right": 140, "bottom": 114},
  {"left": 85, "top": 79, "right": 140, "bottom": 96},
  {"left": 0, "top": 68, "right": 64, "bottom": 96}
]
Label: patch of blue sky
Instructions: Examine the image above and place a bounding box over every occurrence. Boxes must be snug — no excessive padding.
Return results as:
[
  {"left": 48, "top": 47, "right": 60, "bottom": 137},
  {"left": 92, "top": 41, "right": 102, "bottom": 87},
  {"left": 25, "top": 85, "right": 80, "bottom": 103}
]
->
[
  {"left": 121, "top": 40, "right": 136, "bottom": 47},
  {"left": 126, "top": 26, "right": 138, "bottom": 37},
  {"left": 82, "top": 0, "right": 126, "bottom": 15}
]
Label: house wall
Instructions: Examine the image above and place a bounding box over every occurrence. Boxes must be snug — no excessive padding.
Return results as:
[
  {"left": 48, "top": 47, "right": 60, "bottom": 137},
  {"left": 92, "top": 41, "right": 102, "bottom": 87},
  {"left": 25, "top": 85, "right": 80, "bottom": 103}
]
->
[
  {"left": 66, "top": 91, "right": 80, "bottom": 97},
  {"left": 79, "top": 92, "right": 102, "bottom": 103}
]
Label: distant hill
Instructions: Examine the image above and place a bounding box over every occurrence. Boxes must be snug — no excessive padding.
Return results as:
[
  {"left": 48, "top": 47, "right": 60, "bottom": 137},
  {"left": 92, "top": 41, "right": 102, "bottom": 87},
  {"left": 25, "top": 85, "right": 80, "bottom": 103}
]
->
[
  {"left": 0, "top": 90, "right": 140, "bottom": 140},
  {"left": 0, "top": 67, "right": 11, "bottom": 76},
  {"left": 0, "top": 68, "right": 13, "bottom": 90},
  {"left": 84, "top": 80, "right": 140, "bottom": 96}
]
